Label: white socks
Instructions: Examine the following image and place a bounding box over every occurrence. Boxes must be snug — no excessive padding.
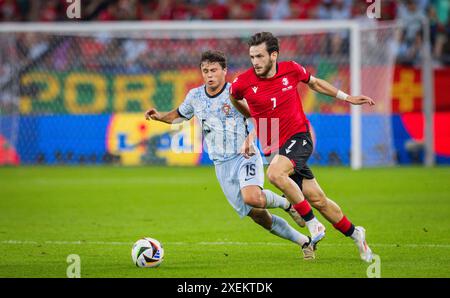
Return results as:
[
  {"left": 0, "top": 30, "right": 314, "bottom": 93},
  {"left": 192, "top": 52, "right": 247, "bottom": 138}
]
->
[
  {"left": 350, "top": 228, "right": 360, "bottom": 241},
  {"left": 270, "top": 214, "right": 309, "bottom": 246}
]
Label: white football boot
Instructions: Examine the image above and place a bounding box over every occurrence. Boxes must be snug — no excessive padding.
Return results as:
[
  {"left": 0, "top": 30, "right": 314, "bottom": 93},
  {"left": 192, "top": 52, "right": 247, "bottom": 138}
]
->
[
  {"left": 352, "top": 226, "right": 373, "bottom": 263},
  {"left": 309, "top": 220, "right": 326, "bottom": 249},
  {"left": 301, "top": 237, "right": 315, "bottom": 260}
]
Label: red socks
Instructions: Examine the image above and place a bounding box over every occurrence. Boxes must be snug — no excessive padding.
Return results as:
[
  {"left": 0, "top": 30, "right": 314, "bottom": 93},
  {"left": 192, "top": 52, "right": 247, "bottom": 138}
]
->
[
  {"left": 293, "top": 200, "right": 314, "bottom": 221},
  {"left": 333, "top": 215, "right": 355, "bottom": 237}
]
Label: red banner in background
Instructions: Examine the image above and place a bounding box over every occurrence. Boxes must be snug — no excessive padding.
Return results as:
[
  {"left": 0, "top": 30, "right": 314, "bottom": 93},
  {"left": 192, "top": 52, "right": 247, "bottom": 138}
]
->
[
  {"left": 392, "top": 67, "right": 450, "bottom": 113},
  {"left": 400, "top": 112, "right": 450, "bottom": 157},
  {"left": 0, "top": 135, "right": 20, "bottom": 165}
]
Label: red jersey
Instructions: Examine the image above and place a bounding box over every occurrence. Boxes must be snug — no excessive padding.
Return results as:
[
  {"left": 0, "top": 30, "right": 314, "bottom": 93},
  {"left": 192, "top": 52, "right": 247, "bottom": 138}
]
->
[{"left": 230, "top": 61, "right": 311, "bottom": 155}]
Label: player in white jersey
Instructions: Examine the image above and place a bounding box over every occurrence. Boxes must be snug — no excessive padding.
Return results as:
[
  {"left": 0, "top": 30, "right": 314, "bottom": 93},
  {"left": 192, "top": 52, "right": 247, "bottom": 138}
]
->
[{"left": 145, "top": 51, "right": 315, "bottom": 259}]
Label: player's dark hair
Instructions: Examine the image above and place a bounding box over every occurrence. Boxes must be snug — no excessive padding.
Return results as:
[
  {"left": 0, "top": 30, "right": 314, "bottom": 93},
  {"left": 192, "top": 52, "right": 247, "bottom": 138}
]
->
[
  {"left": 248, "top": 32, "right": 280, "bottom": 55},
  {"left": 200, "top": 50, "right": 227, "bottom": 69}
]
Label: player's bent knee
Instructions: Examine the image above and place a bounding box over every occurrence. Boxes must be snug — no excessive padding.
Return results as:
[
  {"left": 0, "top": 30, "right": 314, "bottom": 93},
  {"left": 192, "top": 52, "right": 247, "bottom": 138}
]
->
[
  {"left": 242, "top": 186, "right": 265, "bottom": 208},
  {"left": 243, "top": 192, "right": 264, "bottom": 208},
  {"left": 266, "top": 169, "right": 284, "bottom": 186}
]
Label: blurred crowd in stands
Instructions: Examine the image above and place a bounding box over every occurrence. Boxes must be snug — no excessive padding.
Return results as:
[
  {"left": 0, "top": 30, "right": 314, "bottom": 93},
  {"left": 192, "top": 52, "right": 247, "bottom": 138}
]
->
[{"left": 0, "top": 0, "right": 449, "bottom": 66}]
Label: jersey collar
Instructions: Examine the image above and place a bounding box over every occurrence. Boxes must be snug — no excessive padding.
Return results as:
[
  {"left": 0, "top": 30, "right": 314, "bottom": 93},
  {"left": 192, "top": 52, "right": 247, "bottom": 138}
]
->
[{"left": 204, "top": 82, "right": 228, "bottom": 98}]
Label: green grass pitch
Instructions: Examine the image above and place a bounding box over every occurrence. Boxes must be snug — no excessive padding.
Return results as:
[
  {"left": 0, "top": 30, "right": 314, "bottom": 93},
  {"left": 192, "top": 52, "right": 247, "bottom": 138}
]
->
[{"left": 0, "top": 166, "right": 449, "bottom": 278}]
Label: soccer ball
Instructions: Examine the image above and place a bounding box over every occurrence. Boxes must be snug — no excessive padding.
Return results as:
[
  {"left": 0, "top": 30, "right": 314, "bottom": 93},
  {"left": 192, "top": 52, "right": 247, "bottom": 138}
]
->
[{"left": 131, "top": 237, "right": 164, "bottom": 268}]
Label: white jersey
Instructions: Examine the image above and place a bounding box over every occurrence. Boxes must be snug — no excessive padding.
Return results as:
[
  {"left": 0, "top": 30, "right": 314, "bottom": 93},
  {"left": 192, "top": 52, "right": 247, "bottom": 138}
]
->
[{"left": 177, "top": 83, "right": 251, "bottom": 164}]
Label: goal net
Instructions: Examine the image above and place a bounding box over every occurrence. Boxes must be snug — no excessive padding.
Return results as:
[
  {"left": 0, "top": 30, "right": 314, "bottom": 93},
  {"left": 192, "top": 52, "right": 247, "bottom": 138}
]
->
[{"left": 0, "top": 21, "right": 398, "bottom": 167}]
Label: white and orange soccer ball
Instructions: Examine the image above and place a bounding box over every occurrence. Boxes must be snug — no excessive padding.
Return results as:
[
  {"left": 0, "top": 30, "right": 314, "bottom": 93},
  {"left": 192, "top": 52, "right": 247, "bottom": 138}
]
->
[{"left": 131, "top": 237, "right": 164, "bottom": 268}]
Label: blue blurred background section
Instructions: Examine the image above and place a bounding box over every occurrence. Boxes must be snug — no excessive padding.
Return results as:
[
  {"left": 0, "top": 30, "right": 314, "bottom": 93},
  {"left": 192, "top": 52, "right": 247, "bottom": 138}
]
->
[{"left": 4, "top": 113, "right": 446, "bottom": 166}]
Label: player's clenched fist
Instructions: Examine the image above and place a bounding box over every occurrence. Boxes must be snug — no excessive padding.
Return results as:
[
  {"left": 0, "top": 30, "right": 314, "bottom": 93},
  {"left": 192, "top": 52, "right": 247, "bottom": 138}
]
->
[
  {"left": 240, "top": 131, "right": 257, "bottom": 159},
  {"left": 240, "top": 141, "right": 256, "bottom": 159},
  {"left": 145, "top": 108, "right": 161, "bottom": 121}
]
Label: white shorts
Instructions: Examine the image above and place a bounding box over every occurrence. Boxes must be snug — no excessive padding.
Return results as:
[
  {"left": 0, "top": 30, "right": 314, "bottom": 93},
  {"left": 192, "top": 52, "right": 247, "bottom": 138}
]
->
[{"left": 214, "top": 154, "right": 265, "bottom": 218}]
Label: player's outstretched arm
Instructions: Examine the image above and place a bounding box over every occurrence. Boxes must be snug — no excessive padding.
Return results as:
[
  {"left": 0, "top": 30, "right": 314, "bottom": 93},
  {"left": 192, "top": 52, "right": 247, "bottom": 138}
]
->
[
  {"left": 307, "top": 76, "right": 375, "bottom": 106},
  {"left": 144, "top": 108, "right": 185, "bottom": 124},
  {"left": 230, "top": 95, "right": 252, "bottom": 118}
]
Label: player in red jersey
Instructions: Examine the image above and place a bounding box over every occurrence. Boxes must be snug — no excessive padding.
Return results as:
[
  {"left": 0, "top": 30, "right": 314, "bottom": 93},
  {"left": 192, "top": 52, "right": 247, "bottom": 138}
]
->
[{"left": 230, "top": 32, "right": 374, "bottom": 262}]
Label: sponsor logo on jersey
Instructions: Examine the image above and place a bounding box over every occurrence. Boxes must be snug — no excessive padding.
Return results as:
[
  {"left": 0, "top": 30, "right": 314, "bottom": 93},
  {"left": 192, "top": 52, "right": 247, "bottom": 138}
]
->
[
  {"left": 282, "top": 86, "right": 293, "bottom": 92},
  {"left": 281, "top": 77, "right": 293, "bottom": 92},
  {"left": 252, "top": 86, "right": 258, "bottom": 93}
]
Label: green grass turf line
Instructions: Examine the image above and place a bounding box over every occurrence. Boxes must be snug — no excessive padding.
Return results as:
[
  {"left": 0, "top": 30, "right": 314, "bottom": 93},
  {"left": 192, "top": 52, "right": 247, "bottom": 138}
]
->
[{"left": 0, "top": 166, "right": 449, "bottom": 277}]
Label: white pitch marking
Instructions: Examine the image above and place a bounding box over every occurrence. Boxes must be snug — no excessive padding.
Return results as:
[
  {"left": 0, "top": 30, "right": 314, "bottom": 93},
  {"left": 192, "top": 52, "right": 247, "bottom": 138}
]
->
[{"left": 1, "top": 240, "right": 450, "bottom": 249}]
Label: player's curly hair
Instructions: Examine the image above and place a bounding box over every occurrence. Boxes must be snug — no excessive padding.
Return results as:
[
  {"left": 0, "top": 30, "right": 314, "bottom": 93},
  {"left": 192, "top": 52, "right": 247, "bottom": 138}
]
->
[
  {"left": 200, "top": 50, "right": 227, "bottom": 69},
  {"left": 248, "top": 32, "right": 280, "bottom": 55}
]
